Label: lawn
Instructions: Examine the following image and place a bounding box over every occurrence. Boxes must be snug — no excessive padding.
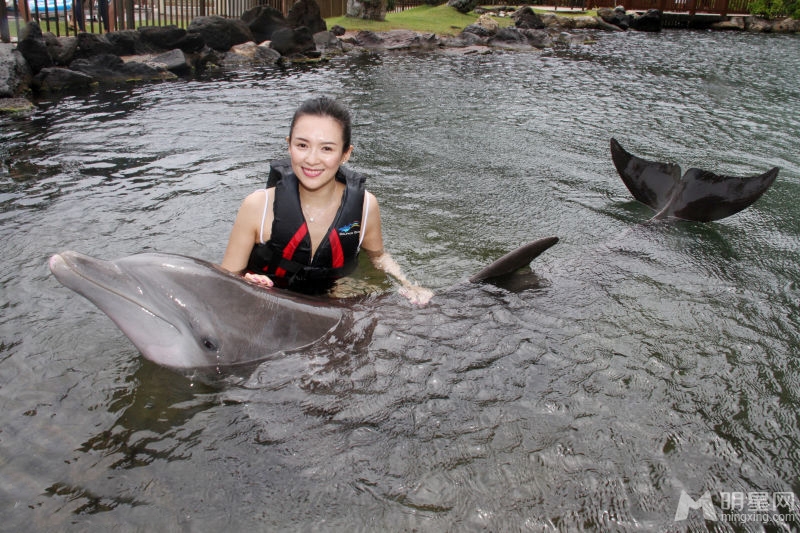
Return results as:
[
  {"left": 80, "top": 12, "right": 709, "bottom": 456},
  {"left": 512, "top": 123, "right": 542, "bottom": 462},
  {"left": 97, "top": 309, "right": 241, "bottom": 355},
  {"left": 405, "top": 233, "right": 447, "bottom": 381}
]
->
[{"left": 325, "top": 4, "right": 516, "bottom": 36}]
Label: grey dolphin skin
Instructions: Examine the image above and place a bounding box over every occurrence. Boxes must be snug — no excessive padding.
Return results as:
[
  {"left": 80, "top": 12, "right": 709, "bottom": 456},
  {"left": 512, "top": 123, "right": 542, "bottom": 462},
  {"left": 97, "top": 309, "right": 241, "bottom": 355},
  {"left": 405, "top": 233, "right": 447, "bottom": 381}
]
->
[
  {"left": 49, "top": 252, "right": 344, "bottom": 370},
  {"left": 610, "top": 138, "right": 779, "bottom": 222},
  {"left": 49, "top": 239, "right": 557, "bottom": 370}
]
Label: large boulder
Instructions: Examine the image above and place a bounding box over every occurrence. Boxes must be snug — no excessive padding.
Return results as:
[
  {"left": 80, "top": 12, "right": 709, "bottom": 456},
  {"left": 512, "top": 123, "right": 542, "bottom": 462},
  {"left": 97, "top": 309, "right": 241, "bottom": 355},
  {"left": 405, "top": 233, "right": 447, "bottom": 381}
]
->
[
  {"left": 344, "top": 29, "right": 438, "bottom": 50},
  {"left": 69, "top": 53, "right": 175, "bottom": 84},
  {"left": 104, "top": 30, "right": 139, "bottom": 55},
  {"left": 287, "top": 0, "right": 327, "bottom": 34},
  {"left": 242, "top": 5, "right": 290, "bottom": 43},
  {"left": 0, "top": 43, "right": 33, "bottom": 97},
  {"left": 597, "top": 6, "right": 631, "bottom": 30},
  {"left": 314, "top": 30, "right": 345, "bottom": 54},
  {"left": 711, "top": 16, "right": 746, "bottom": 30},
  {"left": 447, "top": 0, "right": 479, "bottom": 14},
  {"left": 222, "top": 41, "right": 281, "bottom": 66},
  {"left": 745, "top": 16, "right": 773, "bottom": 32},
  {"left": 772, "top": 17, "right": 800, "bottom": 33},
  {"left": 73, "top": 32, "right": 116, "bottom": 59},
  {"left": 44, "top": 34, "right": 78, "bottom": 66},
  {"left": 512, "top": 6, "right": 545, "bottom": 29},
  {"left": 630, "top": 9, "right": 661, "bottom": 31},
  {"left": 187, "top": 16, "right": 254, "bottom": 51},
  {"left": 137, "top": 25, "right": 205, "bottom": 53},
  {"left": 270, "top": 26, "right": 318, "bottom": 56},
  {"left": 32, "top": 67, "right": 95, "bottom": 92},
  {"left": 16, "top": 22, "right": 53, "bottom": 74},
  {"left": 447, "top": 29, "right": 489, "bottom": 47},
  {"left": 147, "top": 49, "right": 192, "bottom": 75},
  {"left": 462, "top": 22, "right": 496, "bottom": 38}
]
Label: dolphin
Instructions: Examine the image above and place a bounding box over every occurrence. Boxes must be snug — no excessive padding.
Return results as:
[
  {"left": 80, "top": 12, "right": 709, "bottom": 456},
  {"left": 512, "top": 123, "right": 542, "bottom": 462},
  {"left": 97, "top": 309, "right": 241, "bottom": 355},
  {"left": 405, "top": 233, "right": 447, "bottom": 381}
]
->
[
  {"left": 48, "top": 237, "right": 557, "bottom": 370},
  {"left": 610, "top": 138, "right": 779, "bottom": 222}
]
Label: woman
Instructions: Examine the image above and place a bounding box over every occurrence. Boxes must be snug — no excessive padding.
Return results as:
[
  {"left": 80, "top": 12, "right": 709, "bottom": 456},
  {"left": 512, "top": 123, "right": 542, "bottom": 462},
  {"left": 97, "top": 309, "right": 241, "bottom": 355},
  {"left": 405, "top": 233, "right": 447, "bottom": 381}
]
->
[{"left": 221, "top": 97, "right": 433, "bottom": 306}]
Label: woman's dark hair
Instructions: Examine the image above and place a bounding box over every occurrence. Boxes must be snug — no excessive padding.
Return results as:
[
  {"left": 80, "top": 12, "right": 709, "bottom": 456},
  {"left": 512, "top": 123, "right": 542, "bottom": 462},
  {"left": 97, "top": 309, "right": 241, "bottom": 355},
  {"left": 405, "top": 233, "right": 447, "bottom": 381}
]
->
[{"left": 289, "top": 97, "right": 352, "bottom": 150}]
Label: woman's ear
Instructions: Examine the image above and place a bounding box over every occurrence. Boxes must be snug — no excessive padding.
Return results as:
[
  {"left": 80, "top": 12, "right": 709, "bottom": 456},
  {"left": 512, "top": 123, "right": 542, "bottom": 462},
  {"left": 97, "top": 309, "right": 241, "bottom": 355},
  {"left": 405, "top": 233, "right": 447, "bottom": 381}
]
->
[{"left": 341, "top": 144, "right": 354, "bottom": 164}]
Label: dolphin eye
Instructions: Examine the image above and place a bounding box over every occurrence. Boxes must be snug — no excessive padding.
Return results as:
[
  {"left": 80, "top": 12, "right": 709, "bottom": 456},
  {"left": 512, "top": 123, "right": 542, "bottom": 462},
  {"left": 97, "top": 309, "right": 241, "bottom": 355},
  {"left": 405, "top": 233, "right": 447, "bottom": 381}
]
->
[{"left": 202, "top": 338, "right": 219, "bottom": 352}]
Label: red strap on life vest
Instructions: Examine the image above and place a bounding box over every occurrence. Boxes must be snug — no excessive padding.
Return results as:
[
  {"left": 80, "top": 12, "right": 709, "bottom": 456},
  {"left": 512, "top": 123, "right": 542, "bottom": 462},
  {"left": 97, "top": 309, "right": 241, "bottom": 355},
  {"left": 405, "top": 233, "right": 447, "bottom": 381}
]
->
[
  {"left": 275, "top": 223, "right": 309, "bottom": 278},
  {"left": 329, "top": 228, "right": 344, "bottom": 269}
]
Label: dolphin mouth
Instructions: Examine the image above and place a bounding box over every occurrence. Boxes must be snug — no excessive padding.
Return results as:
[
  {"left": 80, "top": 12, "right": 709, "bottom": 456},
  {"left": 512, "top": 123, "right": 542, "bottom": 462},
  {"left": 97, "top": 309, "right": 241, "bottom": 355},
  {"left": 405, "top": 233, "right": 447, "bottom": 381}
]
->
[{"left": 49, "top": 252, "right": 178, "bottom": 332}]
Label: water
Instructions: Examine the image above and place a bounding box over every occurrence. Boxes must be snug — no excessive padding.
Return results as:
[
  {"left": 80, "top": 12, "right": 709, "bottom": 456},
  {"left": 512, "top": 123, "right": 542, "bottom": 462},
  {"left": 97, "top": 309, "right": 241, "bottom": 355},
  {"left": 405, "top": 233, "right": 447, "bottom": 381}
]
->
[{"left": 2, "top": 30, "right": 799, "bottom": 531}]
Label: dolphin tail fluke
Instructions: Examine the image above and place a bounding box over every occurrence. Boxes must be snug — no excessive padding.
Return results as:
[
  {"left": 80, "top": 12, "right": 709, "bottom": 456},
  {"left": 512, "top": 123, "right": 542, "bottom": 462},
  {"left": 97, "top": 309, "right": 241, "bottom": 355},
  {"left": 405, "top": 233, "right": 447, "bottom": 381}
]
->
[
  {"left": 469, "top": 236, "right": 559, "bottom": 283},
  {"left": 610, "top": 138, "right": 682, "bottom": 212},
  {"left": 668, "top": 166, "right": 780, "bottom": 222}
]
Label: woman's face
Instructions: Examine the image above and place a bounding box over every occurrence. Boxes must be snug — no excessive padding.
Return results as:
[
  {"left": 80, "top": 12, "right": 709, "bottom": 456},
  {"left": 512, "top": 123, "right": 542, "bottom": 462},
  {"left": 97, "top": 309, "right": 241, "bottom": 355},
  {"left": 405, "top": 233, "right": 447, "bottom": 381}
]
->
[{"left": 288, "top": 114, "right": 352, "bottom": 193}]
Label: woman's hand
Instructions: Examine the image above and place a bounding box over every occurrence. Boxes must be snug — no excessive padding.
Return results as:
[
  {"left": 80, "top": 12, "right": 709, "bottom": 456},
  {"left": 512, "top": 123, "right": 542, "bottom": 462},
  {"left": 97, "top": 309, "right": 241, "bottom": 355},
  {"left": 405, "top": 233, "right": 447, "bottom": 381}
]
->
[
  {"left": 243, "top": 272, "right": 274, "bottom": 288},
  {"left": 399, "top": 283, "right": 434, "bottom": 306}
]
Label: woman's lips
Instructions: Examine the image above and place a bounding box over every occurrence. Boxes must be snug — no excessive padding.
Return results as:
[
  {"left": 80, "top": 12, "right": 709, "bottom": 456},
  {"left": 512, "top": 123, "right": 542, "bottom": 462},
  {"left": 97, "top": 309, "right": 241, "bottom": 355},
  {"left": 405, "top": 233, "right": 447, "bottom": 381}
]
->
[{"left": 302, "top": 167, "right": 323, "bottom": 178}]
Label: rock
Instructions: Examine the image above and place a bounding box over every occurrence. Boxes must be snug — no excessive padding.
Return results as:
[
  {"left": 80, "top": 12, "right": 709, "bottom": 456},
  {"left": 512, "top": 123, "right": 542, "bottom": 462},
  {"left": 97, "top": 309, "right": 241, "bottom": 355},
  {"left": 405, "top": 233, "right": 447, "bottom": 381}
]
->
[
  {"left": 287, "top": 0, "right": 327, "bottom": 34},
  {"left": 104, "top": 30, "right": 139, "bottom": 55},
  {"left": 538, "top": 13, "right": 562, "bottom": 28},
  {"left": 32, "top": 67, "right": 95, "bottom": 92},
  {"left": 745, "top": 16, "right": 772, "bottom": 32},
  {"left": 447, "top": 0, "right": 479, "bottom": 15},
  {"left": 16, "top": 22, "right": 53, "bottom": 74},
  {"left": 490, "top": 26, "right": 527, "bottom": 46},
  {"left": 475, "top": 13, "right": 499, "bottom": 32},
  {"left": 711, "top": 17, "right": 746, "bottom": 30},
  {"left": 222, "top": 42, "right": 281, "bottom": 66},
  {"left": 187, "top": 16, "right": 254, "bottom": 51},
  {"left": 314, "top": 31, "right": 344, "bottom": 54},
  {"left": 446, "top": 30, "right": 489, "bottom": 47},
  {"left": 147, "top": 49, "right": 192, "bottom": 75},
  {"left": 630, "top": 9, "right": 661, "bottom": 32},
  {"left": 241, "top": 5, "right": 291, "bottom": 43},
  {"left": 45, "top": 35, "right": 78, "bottom": 66},
  {"left": 330, "top": 25, "right": 346, "bottom": 36},
  {"left": 771, "top": 17, "right": 800, "bottom": 33},
  {"left": 270, "top": 26, "right": 317, "bottom": 56},
  {"left": 69, "top": 53, "right": 174, "bottom": 84},
  {"left": 519, "top": 28, "right": 553, "bottom": 49},
  {"left": 512, "top": 6, "right": 545, "bottom": 29},
  {"left": 74, "top": 32, "right": 115, "bottom": 59},
  {"left": 137, "top": 25, "right": 204, "bottom": 53},
  {"left": 345, "top": 29, "right": 438, "bottom": 50},
  {"left": 0, "top": 43, "right": 33, "bottom": 97},
  {"left": 462, "top": 23, "right": 496, "bottom": 38},
  {"left": 583, "top": 15, "right": 625, "bottom": 31},
  {"left": 597, "top": 6, "right": 631, "bottom": 29},
  {"left": 0, "top": 97, "right": 35, "bottom": 114}
]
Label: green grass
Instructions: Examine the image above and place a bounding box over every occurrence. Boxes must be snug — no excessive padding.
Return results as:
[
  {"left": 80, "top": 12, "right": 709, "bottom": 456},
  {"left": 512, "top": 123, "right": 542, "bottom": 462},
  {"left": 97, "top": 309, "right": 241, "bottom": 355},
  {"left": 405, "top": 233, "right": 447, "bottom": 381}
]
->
[{"left": 326, "top": 4, "right": 515, "bottom": 36}]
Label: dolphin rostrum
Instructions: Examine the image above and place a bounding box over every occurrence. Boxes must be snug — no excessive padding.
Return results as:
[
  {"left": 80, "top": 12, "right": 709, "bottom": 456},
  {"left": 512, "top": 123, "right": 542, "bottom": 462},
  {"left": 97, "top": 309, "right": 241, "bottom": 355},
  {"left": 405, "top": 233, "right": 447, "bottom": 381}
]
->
[
  {"left": 49, "top": 237, "right": 557, "bottom": 370},
  {"left": 610, "top": 138, "right": 779, "bottom": 222}
]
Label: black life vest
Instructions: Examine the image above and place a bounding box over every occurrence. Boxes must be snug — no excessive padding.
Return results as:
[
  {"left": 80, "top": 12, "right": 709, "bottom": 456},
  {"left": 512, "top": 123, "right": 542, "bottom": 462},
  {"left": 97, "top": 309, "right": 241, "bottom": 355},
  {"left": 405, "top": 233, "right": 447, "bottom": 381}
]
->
[{"left": 246, "top": 159, "right": 366, "bottom": 294}]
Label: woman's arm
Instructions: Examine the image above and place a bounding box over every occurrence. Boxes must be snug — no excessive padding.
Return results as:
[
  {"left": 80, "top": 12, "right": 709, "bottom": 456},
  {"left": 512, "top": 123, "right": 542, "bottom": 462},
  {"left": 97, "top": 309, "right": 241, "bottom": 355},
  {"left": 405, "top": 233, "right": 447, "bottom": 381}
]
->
[
  {"left": 360, "top": 192, "right": 433, "bottom": 306},
  {"left": 221, "top": 189, "right": 274, "bottom": 287}
]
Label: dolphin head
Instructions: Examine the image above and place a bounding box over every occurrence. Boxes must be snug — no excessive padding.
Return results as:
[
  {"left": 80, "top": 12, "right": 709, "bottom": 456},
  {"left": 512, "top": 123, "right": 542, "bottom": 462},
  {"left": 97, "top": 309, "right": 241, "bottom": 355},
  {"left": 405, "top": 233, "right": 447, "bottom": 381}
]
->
[{"left": 49, "top": 251, "right": 343, "bottom": 369}]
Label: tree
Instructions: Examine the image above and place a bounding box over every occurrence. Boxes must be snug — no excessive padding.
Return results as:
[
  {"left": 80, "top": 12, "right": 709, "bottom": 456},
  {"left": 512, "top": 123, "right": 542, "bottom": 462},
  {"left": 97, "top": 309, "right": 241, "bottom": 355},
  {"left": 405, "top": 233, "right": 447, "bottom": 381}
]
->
[{"left": 346, "top": 0, "right": 388, "bottom": 21}]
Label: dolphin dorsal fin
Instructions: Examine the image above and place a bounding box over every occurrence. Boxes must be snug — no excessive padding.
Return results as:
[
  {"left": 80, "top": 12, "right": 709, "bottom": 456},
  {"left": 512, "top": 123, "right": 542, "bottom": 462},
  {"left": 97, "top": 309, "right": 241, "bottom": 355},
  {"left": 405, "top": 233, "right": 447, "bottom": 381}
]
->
[{"left": 469, "top": 237, "right": 559, "bottom": 283}]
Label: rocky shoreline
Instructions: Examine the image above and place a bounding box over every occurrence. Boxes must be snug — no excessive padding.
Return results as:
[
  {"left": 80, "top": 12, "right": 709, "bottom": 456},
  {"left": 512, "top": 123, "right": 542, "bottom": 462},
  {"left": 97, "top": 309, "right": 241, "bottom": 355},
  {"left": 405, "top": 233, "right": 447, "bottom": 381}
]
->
[{"left": 1, "top": 2, "right": 798, "bottom": 112}]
